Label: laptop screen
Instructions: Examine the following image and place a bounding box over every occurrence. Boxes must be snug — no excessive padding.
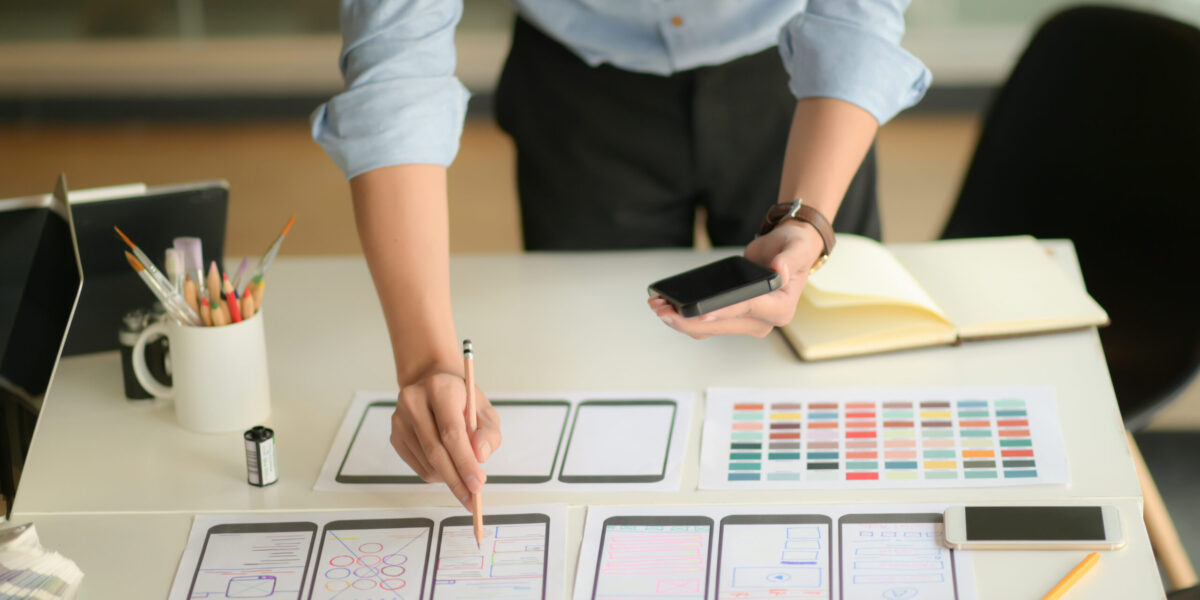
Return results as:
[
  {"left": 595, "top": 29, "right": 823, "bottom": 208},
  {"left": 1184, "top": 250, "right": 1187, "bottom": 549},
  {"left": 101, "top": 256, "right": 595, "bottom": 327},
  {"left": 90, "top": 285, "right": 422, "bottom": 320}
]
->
[{"left": 0, "top": 176, "right": 83, "bottom": 396}]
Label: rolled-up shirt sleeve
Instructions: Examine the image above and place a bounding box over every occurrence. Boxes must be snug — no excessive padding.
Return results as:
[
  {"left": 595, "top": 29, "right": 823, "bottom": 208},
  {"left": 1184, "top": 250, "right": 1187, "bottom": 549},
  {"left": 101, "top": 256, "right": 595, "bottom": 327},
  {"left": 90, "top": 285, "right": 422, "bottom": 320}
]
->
[
  {"left": 311, "top": 0, "right": 470, "bottom": 180},
  {"left": 778, "top": 0, "right": 932, "bottom": 125}
]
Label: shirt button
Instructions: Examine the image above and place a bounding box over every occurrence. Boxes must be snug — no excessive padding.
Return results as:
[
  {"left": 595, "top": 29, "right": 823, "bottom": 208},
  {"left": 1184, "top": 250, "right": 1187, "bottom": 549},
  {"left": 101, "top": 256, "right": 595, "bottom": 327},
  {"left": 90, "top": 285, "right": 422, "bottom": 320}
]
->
[{"left": 670, "top": 15, "right": 684, "bottom": 27}]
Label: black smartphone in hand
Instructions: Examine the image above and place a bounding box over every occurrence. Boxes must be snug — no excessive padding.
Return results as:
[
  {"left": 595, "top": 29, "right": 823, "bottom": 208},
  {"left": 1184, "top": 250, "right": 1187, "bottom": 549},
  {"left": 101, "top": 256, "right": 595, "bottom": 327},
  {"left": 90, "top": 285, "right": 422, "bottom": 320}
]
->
[{"left": 649, "top": 256, "right": 783, "bottom": 318}]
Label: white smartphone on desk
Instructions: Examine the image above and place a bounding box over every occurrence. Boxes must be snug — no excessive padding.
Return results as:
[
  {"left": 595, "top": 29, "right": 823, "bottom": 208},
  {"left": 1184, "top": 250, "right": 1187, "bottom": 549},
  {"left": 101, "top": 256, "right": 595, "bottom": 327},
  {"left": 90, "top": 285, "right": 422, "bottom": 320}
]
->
[{"left": 943, "top": 505, "right": 1126, "bottom": 550}]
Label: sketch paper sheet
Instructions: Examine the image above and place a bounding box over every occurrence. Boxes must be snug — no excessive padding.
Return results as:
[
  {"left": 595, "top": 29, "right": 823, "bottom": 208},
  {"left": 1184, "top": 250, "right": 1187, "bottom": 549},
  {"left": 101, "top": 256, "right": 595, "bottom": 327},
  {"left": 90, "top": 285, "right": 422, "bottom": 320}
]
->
[
  {"left": 317, "top": 391, "right": 693, "bottom": 492},
  {"left": 700, "top": 387, "right": 1068, "bottom": 490},
  {"left": 574, "top": 504, "right": 976, "bottom": 600},
  {"left": 168, "top": 504, "right": 566, "bottom": 600}
]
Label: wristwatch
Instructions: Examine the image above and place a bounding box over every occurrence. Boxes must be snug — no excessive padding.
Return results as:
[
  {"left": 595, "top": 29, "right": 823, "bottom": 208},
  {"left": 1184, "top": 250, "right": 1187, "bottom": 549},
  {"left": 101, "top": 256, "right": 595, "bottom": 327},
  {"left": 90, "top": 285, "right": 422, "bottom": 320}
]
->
[{"left": 757, "top": 198, "right": 835, "bottom": 273}]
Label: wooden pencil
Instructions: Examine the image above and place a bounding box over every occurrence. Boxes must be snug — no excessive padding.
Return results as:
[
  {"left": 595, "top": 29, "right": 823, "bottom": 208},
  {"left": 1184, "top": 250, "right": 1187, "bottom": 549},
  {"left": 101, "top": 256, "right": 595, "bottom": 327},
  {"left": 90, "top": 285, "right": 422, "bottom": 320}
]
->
[
  {"left": 183, "top": 276, "right": 200, "bottom": 315},
  {"left": 223, "top": 274, "right": 242, "bottom": 323},
  {"left": 241, "top": 289, "right": 256, "bottom": 319},
  {"left": 464, "top": 339, "right": 482, "bottom": 548},
  {"left": 206, "top": 261, "right": 222, "bottom": 304},
  {"left": 214, "top": 299, "right": 230, "bottom": 326}
]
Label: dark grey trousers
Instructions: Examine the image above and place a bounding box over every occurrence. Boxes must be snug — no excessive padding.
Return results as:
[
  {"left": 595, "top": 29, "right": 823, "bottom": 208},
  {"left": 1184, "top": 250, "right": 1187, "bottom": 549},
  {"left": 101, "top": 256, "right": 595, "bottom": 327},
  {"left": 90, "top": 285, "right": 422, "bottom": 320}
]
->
[{"left": 495, "top": 17, "right": 880, "bottom": 250}]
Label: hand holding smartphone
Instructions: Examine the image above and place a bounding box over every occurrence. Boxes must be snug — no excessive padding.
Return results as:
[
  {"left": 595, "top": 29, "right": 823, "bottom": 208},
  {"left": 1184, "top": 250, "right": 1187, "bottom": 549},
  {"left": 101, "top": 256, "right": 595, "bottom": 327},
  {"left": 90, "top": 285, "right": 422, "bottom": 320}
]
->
[{"left": 649, "top": 256, "right": 782, "bottom": 318}]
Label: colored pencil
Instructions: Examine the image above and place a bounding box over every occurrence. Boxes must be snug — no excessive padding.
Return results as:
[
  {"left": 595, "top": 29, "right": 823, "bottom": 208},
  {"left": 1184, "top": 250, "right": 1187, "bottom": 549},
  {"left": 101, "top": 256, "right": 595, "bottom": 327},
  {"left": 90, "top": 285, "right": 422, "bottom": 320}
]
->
[
  {"left": 206, "top": 261, "right": 222, "bottom": 305},
  {"left": 251, "top": 277, "right": 264, "bottom": 306},
  {"left": 214, "top": 299, "right": 229, "bottom": 326},
  {"left": 464, "top": 339, "right": 482, "bottom": 549},
  {"left": 200, "top": 297, "right": 213, "bottom": 326},
  {"left": 183, "top": 275, "right": 200, "bottom": 316},
  {"left": 1042, "top": 552, "right": 1100, "bottom": 600},
  {"left": 240, "top": 288, "right": 256, "bottom": 320},
  {"left": 223, "top": 274, "right": 242, "bottom": 323}
]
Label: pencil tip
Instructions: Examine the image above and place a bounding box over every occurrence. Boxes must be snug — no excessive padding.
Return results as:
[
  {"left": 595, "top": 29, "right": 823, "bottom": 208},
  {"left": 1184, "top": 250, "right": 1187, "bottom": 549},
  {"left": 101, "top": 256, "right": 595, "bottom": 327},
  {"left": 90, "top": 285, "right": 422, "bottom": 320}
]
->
[{"left": 281, "top": 214, "right": 296, "bottom": 236}]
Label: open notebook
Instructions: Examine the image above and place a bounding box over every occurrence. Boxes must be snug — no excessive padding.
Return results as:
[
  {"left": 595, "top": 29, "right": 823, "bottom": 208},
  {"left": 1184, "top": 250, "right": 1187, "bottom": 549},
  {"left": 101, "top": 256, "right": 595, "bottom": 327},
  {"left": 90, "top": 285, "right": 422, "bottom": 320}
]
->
[{"left": 781, "top": 235, "right": 1109, "bottom": 360}]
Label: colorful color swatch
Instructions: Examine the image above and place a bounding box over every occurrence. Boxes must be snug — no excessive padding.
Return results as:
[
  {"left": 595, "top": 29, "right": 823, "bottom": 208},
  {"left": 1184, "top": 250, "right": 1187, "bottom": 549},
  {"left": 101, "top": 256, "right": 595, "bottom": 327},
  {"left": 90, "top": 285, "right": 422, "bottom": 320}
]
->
[{"left": 703, "top": 387, "right": 1067, "bottom": 489}]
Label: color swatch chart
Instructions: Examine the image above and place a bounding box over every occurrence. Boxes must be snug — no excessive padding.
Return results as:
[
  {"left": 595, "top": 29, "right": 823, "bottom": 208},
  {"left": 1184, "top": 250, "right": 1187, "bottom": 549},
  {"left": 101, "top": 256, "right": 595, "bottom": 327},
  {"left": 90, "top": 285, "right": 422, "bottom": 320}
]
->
[{"left": 699, "top": 387, "right": 1068, "bottom": 490}]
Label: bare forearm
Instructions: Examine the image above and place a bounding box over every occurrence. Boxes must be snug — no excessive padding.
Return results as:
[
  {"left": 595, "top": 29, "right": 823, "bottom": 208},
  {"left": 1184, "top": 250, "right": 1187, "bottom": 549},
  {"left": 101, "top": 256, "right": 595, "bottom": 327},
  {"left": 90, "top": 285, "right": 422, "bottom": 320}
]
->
[
  {"left": 777, "top": 97, "right": 879, "bottom": 220},
  {"left": 351, "top": 164, "right": 459, "bottom": 385}
]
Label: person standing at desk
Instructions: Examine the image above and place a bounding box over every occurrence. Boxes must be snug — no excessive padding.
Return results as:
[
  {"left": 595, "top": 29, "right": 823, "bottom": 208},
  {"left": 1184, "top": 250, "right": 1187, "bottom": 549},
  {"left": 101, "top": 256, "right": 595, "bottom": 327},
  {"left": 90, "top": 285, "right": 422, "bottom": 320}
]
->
[{"left": 312, "top": 0, "right": 930, "bottom": 506}]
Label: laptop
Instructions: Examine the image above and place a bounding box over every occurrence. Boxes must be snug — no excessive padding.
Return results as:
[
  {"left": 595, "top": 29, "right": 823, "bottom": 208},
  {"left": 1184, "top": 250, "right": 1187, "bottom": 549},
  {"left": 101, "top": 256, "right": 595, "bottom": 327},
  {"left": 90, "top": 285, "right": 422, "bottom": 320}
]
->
[{"left": 0, "top": 175, "right": 84, "bottom": 397}]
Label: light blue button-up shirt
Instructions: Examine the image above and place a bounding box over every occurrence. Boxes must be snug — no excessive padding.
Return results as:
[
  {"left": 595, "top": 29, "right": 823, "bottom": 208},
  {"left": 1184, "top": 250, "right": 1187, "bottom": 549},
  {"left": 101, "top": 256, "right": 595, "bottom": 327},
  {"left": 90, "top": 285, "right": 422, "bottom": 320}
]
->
[{"left": 312, "top": 0, "right": 932, "bottom": 180}]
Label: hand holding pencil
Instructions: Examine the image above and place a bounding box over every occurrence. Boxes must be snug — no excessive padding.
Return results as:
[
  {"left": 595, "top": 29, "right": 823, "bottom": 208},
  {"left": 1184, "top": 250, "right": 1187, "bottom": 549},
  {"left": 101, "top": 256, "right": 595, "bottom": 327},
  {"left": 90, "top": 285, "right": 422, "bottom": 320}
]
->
[{"left": 387, "top": 357, "right": 502, "bottom": 517}]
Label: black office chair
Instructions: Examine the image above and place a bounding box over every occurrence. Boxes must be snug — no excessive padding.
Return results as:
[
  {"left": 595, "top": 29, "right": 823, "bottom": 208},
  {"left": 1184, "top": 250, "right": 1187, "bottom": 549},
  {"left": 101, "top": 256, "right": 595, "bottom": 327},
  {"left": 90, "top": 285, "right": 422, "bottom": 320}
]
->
[{"left": 940, "top": 5, "right": 1200, "bottom": 593}]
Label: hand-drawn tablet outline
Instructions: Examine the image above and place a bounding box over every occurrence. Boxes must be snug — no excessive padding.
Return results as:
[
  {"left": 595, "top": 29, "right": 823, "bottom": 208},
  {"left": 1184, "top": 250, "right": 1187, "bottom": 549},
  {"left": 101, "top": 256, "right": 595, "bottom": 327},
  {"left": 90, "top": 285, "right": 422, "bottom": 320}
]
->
[
  {"left": 592, "top": 515, "right": 714, "bottom": 600},
  {"left": 187, "top": 521, "right": 318, "bottom": 599},
  {"left": 557, "top": 399, "right": 678, "bottom": 483},
  {"left": 715, "top": 514, "right": 833, "bottom": 599},
  {"left": 430, "top": 513, "right": 551, "bottom": 600},
  {"left": 836, "top": 513, "right": 958, "bottom": 600},
  {"left": 335, "top": 399, "right": 571, "bottom": 484},
  {"left": 306, "top": 517, "right": 433, "bottom": 600}
]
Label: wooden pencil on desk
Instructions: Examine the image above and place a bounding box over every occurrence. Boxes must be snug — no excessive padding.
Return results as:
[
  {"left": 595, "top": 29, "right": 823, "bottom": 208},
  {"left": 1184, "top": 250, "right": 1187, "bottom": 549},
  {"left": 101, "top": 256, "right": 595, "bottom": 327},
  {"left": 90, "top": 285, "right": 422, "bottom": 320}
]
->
[
  {"left": 464, "top": 339, "right": 482, "bottom": 548},
  {"left": 1042, "top": 552, "right": 1099, "bottom": 600}
]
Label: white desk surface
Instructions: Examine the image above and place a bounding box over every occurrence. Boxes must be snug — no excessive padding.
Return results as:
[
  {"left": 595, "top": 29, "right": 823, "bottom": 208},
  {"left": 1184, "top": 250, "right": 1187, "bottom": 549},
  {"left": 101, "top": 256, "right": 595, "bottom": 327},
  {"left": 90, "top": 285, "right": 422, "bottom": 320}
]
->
[
  {"left": 10, "top": 244, "right": 1160, "bottom": 597},
  {"left": 15, "top": 245, "right": 1139, "bottom": 515},
  {"left": 15, "top": 498, "right": 1162, "bottom": 599}
]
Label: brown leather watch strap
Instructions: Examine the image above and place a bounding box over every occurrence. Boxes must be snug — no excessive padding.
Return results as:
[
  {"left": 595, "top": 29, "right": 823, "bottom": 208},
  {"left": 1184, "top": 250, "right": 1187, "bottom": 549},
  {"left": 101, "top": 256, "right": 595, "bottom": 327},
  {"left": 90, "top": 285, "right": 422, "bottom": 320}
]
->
[{"left": 757, "top": 200, "right": 836, "bottom": 271}]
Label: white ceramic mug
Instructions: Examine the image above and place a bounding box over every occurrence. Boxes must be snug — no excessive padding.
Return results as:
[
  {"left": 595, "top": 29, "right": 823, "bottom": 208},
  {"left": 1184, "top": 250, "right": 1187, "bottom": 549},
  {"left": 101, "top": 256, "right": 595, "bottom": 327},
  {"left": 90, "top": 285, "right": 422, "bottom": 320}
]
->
[{"left": 132, "top": 312, "right": 271, "bottom": 433}]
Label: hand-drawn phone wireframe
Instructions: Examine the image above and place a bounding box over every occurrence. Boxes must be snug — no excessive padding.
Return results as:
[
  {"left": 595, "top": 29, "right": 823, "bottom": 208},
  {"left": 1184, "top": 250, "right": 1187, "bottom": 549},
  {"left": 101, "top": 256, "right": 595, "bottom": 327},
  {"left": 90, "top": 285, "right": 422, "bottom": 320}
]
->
[
  {"left": 716, "top": 514, "right": 833, "bottom": 599},
  {"left": 558, "top": 399, "right": 678, "bottom": 483},
  {"left": 431, "top": 513, "right": 550, "bottom": 600},
  {"left": 188, "top": 521, "right": 317, "bottom": 599},
  {"left": 838, "top": 513, "right": 959, "bottom": 600},
  {"left": 592, "top": 515, "right": 714, "bottom": 600},
  {"left": 336, "top": 399, "right": 571, "bottom": 484},
  {"left": 307, "top": 518, "right": 433, "bottom": 600}
]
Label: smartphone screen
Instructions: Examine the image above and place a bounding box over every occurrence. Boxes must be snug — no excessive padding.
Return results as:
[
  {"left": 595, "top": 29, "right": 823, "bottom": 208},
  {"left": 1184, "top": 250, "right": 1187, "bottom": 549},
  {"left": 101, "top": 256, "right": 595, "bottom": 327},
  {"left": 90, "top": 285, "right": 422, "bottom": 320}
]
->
[
  {"left": 716, "top": 515, "right": 832, "bottom": 599},
  {"left": 308, "top": 518, "right": 433, "bottom": 600},
  {"left": 838, "top": 514, "right": 958, "bottom": 600},
  {"left": 964, "top": 506, "right": 1105, "bottom": 540},
  {"left": 188, "top": 522, "right": 317, "bottom": 599},
  {"left": 559, "top": 400, "right": 677, "bottom": 483},
  {"left": 431, "top": 513, "right": 550, "bottom": 600},
  {"left": 592, "top": 516, "right": 713, "bottom": 600}
]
